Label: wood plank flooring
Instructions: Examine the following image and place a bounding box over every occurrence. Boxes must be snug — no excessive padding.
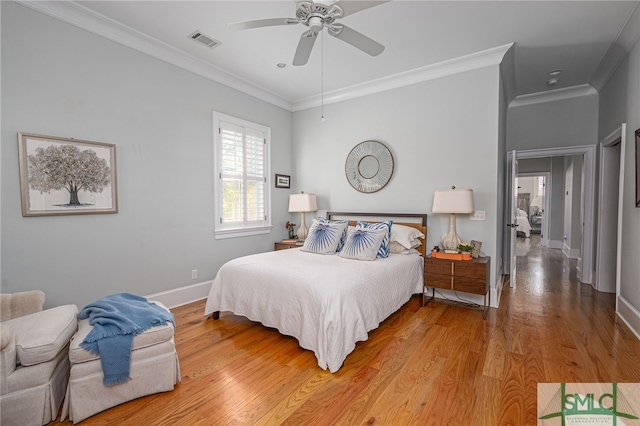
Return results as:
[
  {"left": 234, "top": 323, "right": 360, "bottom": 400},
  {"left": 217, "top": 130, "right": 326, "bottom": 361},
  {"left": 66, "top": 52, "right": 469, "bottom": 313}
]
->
[{"left": 57, "top": 236, "right": 640, "bottom": 425}]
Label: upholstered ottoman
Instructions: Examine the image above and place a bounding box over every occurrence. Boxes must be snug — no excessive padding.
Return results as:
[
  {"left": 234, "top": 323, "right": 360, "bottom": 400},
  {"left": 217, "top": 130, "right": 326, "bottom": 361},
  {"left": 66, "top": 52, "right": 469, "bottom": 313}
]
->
[{"left": 61, "top": 301, "right": 180, "bottom": 424}]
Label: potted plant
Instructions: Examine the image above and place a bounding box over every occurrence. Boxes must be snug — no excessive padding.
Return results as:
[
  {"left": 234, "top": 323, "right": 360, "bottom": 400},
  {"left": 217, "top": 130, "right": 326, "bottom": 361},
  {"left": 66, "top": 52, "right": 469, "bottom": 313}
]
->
[{"left": 457, "top": 242, "right": 473, "bottom": 260}]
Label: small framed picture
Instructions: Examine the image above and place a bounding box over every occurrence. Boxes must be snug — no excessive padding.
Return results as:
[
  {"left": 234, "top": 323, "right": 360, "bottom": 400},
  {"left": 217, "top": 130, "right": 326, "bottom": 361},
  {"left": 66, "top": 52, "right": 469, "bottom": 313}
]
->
[
  {"left": 275, "top": 174, "right": 290, "bottom": 188},
  {"left": 470, "top": 240, "right": 483, "bottom": 258}
]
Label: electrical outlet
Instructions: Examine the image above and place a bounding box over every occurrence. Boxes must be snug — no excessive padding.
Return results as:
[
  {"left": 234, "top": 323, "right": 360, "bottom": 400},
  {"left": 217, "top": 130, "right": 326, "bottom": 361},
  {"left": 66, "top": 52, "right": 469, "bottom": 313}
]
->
[{"left": 191, "top": 269, "right": 198, "bottom": 280}]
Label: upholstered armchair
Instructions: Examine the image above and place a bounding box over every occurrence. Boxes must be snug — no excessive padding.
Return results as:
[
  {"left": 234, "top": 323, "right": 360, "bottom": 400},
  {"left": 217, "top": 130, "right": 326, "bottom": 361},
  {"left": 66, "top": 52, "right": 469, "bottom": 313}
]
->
[{"left": 0, "top": 290, "right": 78, "bottom": 426}]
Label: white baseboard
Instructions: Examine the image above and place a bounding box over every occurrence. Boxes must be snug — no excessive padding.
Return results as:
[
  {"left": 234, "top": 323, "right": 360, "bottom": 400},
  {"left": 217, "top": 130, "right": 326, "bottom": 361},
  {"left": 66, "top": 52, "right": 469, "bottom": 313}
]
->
[
  {"left": 617, "top": 296, "right": 640, "bottom": 341},
  {"left": 562, "top": 243, "right": 580, "bottom": 259},
  {"left": 548, "top": 240, "right": 563, "bottom": 249},
  {"left": 146, "top": 281, "right": 212, "bottom": 309},
  {"left": 492, "top": 275, "right": 504, "bottom": 308}
]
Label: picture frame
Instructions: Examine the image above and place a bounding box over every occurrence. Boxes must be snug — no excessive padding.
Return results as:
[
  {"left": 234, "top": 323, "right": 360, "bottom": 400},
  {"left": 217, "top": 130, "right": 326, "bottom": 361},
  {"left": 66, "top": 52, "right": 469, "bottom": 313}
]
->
[
  {"left": 18, "top": 132, "right": 118, "bottom": 217},
  {"left": 470, "top": 240, "right": 483, "bottom": 258},
  {"left": 275, "top": 174, "right": 290, "bottom": 189},
  {"left": 636, "top": 128, "right": 640, "bottom": 208}
]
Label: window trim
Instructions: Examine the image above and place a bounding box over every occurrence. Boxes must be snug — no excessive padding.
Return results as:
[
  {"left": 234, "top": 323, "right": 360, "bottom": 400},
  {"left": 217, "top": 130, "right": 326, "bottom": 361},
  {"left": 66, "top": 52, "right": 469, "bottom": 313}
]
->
[{"left": 213, "top": 112, "right": 272, "bottom": 239}]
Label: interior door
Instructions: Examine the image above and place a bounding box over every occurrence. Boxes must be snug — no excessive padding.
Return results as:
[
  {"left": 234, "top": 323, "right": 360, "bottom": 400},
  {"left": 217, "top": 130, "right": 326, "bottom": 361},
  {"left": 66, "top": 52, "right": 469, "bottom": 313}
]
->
[{"left": 507, "top": 150, "right": 518, "bottom": 287}]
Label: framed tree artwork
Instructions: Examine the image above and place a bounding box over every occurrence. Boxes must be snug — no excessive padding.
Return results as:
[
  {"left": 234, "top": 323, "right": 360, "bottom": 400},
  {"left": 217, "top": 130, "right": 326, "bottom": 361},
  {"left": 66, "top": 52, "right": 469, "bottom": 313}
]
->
[{"left": 18, "top": 132, "right": 118, "bottom": 216}]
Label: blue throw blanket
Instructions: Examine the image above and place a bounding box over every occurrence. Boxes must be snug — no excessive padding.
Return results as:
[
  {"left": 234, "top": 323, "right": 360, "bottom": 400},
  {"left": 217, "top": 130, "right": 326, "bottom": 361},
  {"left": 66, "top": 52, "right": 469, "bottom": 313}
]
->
[{"left": 79, "top": 293, "right": 175, "bottom": 386}]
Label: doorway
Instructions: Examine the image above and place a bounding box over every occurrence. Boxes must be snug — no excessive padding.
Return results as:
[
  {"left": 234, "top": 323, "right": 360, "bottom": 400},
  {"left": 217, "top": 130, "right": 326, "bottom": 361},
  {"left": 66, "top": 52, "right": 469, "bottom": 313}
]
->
[
  {"left": 507, "top": 145, "right": 596, "bottom": 285},
  {"left": 516, "top": 173, "right": 549, "bottom": 247}
]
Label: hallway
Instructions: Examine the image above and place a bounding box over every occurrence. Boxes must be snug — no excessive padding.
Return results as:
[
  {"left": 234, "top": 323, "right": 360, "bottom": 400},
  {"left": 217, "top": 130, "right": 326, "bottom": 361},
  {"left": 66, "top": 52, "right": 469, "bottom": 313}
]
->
[{"left": 502, "top": 234, "right": 640, "bottom": 383}]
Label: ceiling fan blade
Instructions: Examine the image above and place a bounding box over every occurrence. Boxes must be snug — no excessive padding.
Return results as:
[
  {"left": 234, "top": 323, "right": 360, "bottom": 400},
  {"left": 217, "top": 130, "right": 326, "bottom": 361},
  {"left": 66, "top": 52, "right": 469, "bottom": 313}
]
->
[
  {"left": 334, "top": 1, "right": 389, "bottom": 17},
  {"left": 329, "top": 24, "right": 384, "bottom": 56},
  {"left": 227, "top": 18, "right": 299, "bottom": 31},
  {"left": 292, "top": 30, "right": 318, "bottom": 66}
]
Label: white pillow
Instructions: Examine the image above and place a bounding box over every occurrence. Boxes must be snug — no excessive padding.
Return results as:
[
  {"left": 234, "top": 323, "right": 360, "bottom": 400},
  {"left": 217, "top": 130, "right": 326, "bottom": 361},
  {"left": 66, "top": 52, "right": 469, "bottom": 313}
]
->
[
  {"left": 301, "top": 221, "right": 347, "bottom": 255},
  {"left": 389, "top": 241, "right": 420, "bottom": 254},
  {"left": 339, "top": 227, "right": 387, "bottom": 261},
  {"left": 390, "top": 224, "right": 425, "bottom": 250}
]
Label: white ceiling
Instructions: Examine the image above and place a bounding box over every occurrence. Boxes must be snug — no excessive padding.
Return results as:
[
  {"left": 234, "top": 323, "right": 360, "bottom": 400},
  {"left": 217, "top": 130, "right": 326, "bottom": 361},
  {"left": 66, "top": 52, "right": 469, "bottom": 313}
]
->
[{"left": 31, "top": 1, "right": 640, "bottom": 110}]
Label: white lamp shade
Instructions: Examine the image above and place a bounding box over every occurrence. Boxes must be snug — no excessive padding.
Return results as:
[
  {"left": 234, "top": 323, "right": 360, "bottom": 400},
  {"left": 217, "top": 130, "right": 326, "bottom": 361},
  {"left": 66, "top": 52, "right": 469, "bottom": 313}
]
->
[
  {"left": 432, "top": 188, "right": 475, "bottom": 214},
  {"left": 288, "top": 193, "right": 318, "bottom": 213}
]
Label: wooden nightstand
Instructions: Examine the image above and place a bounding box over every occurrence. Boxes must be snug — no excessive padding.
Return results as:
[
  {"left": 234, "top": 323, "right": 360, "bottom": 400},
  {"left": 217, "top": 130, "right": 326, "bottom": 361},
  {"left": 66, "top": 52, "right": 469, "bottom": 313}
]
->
[
  {"left": 423, "top": 255, "right": 490, "bottom": 319},
  {"left": 274, "top": 241, "right": 302, "bottom": 251}
]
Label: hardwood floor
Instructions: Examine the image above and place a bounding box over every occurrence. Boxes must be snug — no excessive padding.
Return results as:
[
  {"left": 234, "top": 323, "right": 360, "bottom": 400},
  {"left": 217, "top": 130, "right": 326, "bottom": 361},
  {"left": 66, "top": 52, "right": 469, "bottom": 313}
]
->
[{"left": 58, "top": 237, "right": 640, "bottom": 425}]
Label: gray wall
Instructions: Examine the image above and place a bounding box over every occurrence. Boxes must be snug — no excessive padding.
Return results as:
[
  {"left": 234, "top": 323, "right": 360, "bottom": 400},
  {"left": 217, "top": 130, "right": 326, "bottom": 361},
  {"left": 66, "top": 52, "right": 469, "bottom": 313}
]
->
[
  {"left": 1, "top": 3, "right": 293, "bottom": 308},
  {"left": 507, "top": 92, "right": 599, "bottom": 151},
  {"left": 550, "top": 157, "right": 566, "bottom": 245},
  {"left": 598, "top": 55, "right": 629, "bottom": 142},
  {"left": 292, "top": 65, "right": 503, "bottom": 291},
  {"left": 563, "top": 156, "right": 583, "bottom": 255},
  {"left": 518, "top": 158, "right": 551, "bottom": 173},
  {"left": 620, "top": 41, "right": 640, "bottom": 317},
  {"left": 598, "top": 37, "right": 640, "bottom": 322}
]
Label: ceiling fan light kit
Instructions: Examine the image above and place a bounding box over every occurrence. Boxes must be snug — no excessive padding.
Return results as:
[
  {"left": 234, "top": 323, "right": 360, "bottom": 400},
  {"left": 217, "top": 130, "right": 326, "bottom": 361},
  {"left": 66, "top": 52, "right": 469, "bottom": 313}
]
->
[{"left": 228, "top": 0, "right": 387, "bottom": 66}]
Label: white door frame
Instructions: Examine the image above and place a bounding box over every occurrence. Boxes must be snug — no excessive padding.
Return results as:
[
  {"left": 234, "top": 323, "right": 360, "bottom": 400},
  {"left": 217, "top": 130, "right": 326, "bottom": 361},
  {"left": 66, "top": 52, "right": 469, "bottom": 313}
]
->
[
  {"left": 514, "top": 145, "right": 596, "bottom": 284},
  {"left": 596, "top": 126, "right": 625, "bottom": 295},
  {"left": 507, "top": 151, "right": 518, "bottom": 287}
]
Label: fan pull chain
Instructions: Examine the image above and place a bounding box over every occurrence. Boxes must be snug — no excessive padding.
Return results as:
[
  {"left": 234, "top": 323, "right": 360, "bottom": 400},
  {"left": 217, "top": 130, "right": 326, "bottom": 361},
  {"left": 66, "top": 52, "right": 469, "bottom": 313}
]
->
[{"left": 321, "top": 29, "right": 325, "bottom": 122}]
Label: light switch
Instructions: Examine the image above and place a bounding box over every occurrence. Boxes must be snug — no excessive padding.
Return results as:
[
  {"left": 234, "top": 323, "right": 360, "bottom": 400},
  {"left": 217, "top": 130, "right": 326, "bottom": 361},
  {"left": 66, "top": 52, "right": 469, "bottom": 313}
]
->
[{"left": 470, "top": 211, "right": 485, "bottom": 221}]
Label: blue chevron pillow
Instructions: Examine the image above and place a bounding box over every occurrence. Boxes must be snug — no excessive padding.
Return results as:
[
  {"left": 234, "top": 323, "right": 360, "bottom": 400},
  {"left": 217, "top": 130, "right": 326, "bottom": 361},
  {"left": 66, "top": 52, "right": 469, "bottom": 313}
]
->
[
  {"left": 356, "top": 220, "right": 393, "bottom": 258},
  {"left": 301, "top": 221, "right": 347, "bottom": 255},
  {"left": 339, "top": 228, "right": 387, "bottom": 261}
]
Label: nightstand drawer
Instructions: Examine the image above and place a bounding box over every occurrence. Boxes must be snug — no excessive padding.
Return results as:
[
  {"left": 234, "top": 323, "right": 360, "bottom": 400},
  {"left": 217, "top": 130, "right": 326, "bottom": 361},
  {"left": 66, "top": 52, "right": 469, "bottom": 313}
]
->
[
  {"left": 452, "top": 277, "right": 487, "bottom": 295},
  {"left": 423, "top": 260, "right": 453, "bottom": 275},
  {"left": 275, "top": 242, "right": 301, "bottom": 251},
  {"left": 424, "top": 272, "right": 453, "bottom": 289},
  {"left": 453, "top": 262, "right": 487, "bottom": 280}
]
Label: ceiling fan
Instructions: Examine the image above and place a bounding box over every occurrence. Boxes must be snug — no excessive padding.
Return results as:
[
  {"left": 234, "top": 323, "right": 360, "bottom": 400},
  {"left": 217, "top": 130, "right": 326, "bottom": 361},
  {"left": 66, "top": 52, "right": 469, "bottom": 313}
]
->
[{"left": 227, "top": 1, "right": 388, "bottom": 66}]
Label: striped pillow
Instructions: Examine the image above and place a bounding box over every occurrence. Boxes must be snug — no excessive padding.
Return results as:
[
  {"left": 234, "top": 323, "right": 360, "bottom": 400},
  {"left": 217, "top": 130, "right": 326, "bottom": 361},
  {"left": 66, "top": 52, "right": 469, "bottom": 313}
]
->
[{"left": 356, "top": 220, "right": 393, "bottom": 258}]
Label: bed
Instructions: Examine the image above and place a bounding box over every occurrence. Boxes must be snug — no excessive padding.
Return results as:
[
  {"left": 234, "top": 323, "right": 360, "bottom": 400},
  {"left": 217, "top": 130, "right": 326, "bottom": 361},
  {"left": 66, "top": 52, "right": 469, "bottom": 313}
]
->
[
  {"left": 515, "top": 208, "right": 532, "bottom": 237},
  {"left": 203, "top": 212, "right": 427, "bottom": 372}
]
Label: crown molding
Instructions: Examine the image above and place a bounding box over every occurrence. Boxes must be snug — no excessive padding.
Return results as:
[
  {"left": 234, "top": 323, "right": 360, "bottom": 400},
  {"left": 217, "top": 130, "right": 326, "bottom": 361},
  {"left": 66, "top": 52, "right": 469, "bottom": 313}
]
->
[
  {"left": 15, "top": 0, "right": 293, "bottom": 111},
  {"left": 590, "top": 1, "right": 640, "bottom": 91},
  {"left": 292, "top": 43, "right": 514, "bottom": 111},
  {"left": 508, "top": 84, "right": 598, "bottom": 108},
  {"left": 17, "top": 0, "right": 512, "bottom": 113}
]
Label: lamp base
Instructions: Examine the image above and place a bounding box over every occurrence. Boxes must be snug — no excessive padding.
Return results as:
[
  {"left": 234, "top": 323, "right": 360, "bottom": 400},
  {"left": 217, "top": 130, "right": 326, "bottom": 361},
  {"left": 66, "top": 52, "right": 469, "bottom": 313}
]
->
[
  {"left": 441, "top": 213, "right": 463, "bottom": 251},
  {"left": 297, "top": 212, "right": 309, "bottom": 239}
]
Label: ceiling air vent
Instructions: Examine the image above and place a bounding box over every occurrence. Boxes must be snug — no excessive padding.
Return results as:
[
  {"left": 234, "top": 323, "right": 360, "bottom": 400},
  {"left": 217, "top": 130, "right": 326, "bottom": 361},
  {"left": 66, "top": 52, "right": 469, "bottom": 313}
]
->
[{"left": 188, "top": 30, "right": 221, "bottom": 49}]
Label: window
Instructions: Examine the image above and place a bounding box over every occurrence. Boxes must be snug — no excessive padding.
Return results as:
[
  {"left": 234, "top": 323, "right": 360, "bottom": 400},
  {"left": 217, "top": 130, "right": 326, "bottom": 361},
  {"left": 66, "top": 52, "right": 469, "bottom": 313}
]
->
[
  {"left": 536, "top": 176, "right": 545, "bottom": 197},
  {"left": 213, "top": 112, "right": 271, "bottom": 239}
]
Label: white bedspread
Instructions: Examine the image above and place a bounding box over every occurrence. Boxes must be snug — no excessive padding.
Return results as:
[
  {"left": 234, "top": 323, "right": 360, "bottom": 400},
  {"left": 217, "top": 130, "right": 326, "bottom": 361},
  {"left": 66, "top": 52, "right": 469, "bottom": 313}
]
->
[
  {"left": 515, "top": 215, "right": 532, "bottom": 237},
  {"left": 204, "top": 248, "right": 423, "bottom": 372}
]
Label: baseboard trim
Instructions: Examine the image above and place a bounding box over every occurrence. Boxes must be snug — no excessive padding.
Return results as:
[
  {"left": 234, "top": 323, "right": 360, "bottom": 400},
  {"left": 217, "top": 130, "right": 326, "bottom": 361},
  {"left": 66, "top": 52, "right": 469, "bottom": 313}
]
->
[
  {"left": 146, "top": 281, "right": 212, "bottom": 309},
  {"left": 562, "top": 243, "right": 580, "bottom": 259},
  {"left": 617, "top": 296, "right": 640, "bottom": 341},
  {"left": 548, "top": 240, "right": 563, "bottom": 249},
  {"left": 492, "top": 275, "right": 504, "bottom": 308}
]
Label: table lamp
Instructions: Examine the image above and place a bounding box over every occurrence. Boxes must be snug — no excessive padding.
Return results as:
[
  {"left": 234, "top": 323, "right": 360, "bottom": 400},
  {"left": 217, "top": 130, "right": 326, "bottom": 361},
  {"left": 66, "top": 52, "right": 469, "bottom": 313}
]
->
[
  {"left": 288, "top": 192, "right": 317, "bottom": 239},
  {"left": 432, "top": 186, "right": 475, "bottom": 251}
]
